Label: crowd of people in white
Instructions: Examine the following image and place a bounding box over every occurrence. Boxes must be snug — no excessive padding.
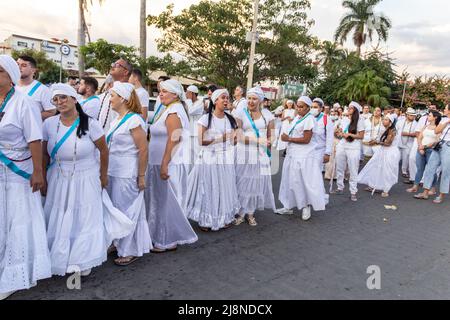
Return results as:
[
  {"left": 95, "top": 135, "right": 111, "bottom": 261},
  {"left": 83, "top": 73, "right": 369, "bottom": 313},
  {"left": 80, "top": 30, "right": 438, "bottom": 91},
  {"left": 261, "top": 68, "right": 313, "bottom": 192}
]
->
[{"left": 0, "top": 54, "right": 449, "bottom": 300}]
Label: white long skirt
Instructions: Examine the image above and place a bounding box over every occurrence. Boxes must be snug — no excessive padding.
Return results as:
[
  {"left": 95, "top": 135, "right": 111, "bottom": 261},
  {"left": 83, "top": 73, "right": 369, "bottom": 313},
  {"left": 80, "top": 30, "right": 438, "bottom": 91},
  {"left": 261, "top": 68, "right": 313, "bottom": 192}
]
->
[
  {"left": 357, "top": 145, "right": 400, "bottom": 193},
  {"left": 0, "top": 166, "right": 52, "bottom": 294},
  {"left": 279, "top": 154, "right": 329, "bottom": 211},
  {"left": 107, "top": 177, "right": 152, "bottom": 257},
  {"left": 235, "top": 146, "right": 276, "bottom": 214},
  {"left": 145, "top": 164, "right": 198, "bottom": 249},
  {"left": 45, "top": 162, "right": 132, "bottom": 276},
  {"left": 186, "top": 148, "right": 240, "bottom": 230}
]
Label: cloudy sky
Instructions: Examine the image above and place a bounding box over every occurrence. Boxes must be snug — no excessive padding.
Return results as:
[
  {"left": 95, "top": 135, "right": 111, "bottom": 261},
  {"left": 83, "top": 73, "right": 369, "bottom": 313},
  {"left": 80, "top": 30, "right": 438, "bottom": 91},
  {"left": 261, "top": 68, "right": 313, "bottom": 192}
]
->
[{"left": 1, "top": 0, "right": 449, "bottom": 77}]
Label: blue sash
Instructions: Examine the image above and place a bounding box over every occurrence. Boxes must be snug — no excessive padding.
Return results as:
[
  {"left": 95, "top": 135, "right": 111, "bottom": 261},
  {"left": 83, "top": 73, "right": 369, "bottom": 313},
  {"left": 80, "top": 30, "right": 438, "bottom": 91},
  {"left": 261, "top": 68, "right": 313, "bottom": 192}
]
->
[
  {"left": 289, "top": 113, "right": 311, "bottom": 136},
  {"left": 343, "top": 124, "right": 350, "bottom": 134},
  {"left": 28, "top": 82, "right": 42, "bottom": 97},
  {"left": 243, "top": 108, "right": 271, "bottom": 158},
  {"left": 150, "top": 103, "right": 164, "bottom": 125},
  {"left": 47, "top": 118, "right": 80, "bottom": 169},
  {"left": 0, "top": 150, "right": 31, "bottom": 180},
  {"left": 106, "top": 113, "right": 136, "bottom": 144},
  {"left": 81, "top": 95, "right": 99, "bottom": 106},
  {"left": 0, "top": 87, "right": 14, "bottom": 113},
  {"left": 316, "top": 112, "right": 324, "bottom": 123}
]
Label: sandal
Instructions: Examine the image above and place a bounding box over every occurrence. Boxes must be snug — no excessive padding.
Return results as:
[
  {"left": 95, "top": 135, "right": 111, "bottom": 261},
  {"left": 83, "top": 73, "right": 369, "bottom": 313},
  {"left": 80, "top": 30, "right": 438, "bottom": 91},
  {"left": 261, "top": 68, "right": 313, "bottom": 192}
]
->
[
  {"left": 199, "top": 226, "right": 211, "bottom": 232},
  {"left": 233, "top": 216, "right": 245, "bottom": 226},
  {"left": 150, "top": 246, "right": 177, "bottom": 254},
  {"left": 406, "top": 187, "right": 418, "bottom": 193},
  {"left": 414, "top": 193, "right": 429, "bottom": 200},
  {"left": 114, "top": 256, "right": 139, "bottom": 266},
  {"left": 247, "top": 216, "right": 257, "bottom": 227},
  {"left": 433, "top": 196, "right": 443, "bottom": 204},
  {"left": 381, "top": 192, "right": 389, "bottom": 198},
  {"left": 365, "top": 187, "right": 374, "bottom": 192}
]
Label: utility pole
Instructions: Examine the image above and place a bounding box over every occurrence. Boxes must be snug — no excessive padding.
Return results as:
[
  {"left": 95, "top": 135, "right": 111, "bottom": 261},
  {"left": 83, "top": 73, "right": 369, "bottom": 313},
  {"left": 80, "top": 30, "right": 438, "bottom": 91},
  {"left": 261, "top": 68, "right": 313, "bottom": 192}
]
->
[{"left": 246, "top": 0, "right": 259, "bottom": 91}]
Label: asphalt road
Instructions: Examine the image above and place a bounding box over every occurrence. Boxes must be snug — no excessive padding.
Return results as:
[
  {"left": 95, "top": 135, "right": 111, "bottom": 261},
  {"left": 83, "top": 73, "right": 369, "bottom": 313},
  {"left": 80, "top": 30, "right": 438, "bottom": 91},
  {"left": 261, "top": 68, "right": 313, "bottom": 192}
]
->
[{"left": 11, "top": 154, "right": 450, "bottom": 300}]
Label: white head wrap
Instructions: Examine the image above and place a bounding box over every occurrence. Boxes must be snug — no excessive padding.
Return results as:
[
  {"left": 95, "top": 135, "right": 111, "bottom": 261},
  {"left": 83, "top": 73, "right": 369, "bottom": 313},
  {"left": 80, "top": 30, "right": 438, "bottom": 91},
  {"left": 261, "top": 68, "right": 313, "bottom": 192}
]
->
[
  {"left": 333, "top": 103, "right": 341, "bottom": 109},
  {"left": 211, "top": 89, "right": 229, "bottom": 104},
  {"left": 160, "top": 79, "right": 187, "bottom": 103},
  {"left": 186, "top": 85, "right": 199, "bottom": 94},
  {"left": 0, "top": 55, "right": 20, "bottom": 85},
  {"left": 349, "top": 101, "right": 362, "bottom": 113},
  {"left": 247, "top": 86, "right": 265, "bottom": 102},
  {"left": 110, "top": 81, "right": 135, "bottom": 100},
  {"left": 313, "top": 97, "right": 324, "bottom": 107},
  {"left": 51, "top": 83, "right": 78, "bottom": 99},
  {"left": 286, "top": 100, "right": 294, "bottom": 106},
  {"left": 298, "top": 95, "right": 313, "bottom": 107},
  {"left": 385, "top": 114, "right": 396, "bottom": 124}
]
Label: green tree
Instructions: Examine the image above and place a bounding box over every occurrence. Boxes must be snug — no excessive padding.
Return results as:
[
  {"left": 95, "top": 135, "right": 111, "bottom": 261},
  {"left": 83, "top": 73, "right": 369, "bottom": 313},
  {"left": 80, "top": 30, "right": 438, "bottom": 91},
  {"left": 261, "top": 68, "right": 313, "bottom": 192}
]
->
[
  {"left": 12, "top": 49, "right": 67, "bottom": 84},
  {"left": 334, "top": 0, "right": 391, "bottom": 56},
  {"left": 147, "top": 0, "right": 318, "bottom": 90},
  {"left": 80, "top": 39, "right": 139, "bottom": 75},
  {"left": 317, "top": 41, "right": 346, "bottom": 75}
]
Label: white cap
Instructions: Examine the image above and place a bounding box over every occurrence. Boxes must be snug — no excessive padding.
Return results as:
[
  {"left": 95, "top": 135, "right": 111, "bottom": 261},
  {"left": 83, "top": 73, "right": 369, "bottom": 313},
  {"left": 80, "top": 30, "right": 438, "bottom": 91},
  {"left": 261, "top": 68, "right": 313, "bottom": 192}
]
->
[
  {"left": 187, "top": 85, "right": 199, "bottom": 94},
  {"left": 298, "top": 95, "right": 313, "bottom": 107},
  {"left": 313, "top": 98, "right": 324, "bottom": 107}
]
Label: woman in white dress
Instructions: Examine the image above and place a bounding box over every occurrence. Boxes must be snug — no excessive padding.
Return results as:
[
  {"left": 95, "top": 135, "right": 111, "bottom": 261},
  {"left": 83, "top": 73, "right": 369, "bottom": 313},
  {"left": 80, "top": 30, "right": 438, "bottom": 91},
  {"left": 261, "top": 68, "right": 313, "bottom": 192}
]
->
[
  {"left": 43, "top": 84, "right": 132, "bottom": 277},
  {"left": 276, "top": 100, "right": 296, "bottom": 151},
  {"left": 186, "top": 89, "right": 240, "bottom": 231},
  {"left": 0, "top": 55, "right": 51, "bottom": 300},
  {"left": 357, "top": 114, "right": 400, "bottom": 197},
  {"left": 146, "top": 79, "right": 198, "bottom": 252},
  {"left": 362, "top": 107, "right": 385, "bottom": 158},
  {"left": 276, "top": 96, "right": 328, "bottom": 221},
  {"left": 106, "top": 82, "right": 151, "bottom": 266},
  {"left": 233, "top": 87, "right": 276, "bottom": 227},
  {"left": 333, "top": 101, "right": 365, "bottom": 202}
]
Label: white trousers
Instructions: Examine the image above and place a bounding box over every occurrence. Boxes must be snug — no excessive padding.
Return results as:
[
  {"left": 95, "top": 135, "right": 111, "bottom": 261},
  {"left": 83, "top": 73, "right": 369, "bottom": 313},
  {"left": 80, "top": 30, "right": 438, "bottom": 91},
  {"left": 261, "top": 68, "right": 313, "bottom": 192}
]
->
[
  {"left": 399, "top": 146, "right": 412, "bottom": 175},
  {"left": 335, "top": 145, "right": 360, "bottom": 195},
  {"left": 408, "top": 140, "right": 418, "bottom": 182}
]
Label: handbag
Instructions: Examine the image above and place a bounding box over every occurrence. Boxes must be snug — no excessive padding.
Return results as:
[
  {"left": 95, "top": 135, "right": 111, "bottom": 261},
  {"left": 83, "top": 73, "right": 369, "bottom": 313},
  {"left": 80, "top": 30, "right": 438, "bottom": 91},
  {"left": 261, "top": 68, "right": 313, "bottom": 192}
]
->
[{"left": 434, "top": 126, "right": 450, "bottom": 151}]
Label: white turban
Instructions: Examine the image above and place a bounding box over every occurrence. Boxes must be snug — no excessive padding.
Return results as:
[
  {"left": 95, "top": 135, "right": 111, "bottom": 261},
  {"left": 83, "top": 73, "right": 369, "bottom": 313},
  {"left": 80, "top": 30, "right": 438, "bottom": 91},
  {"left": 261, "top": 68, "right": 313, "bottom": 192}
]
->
[
  {"left": 349, "top": 101, "right": 362, "bottom": 113},
  {"left": 313, "top": 97, "right": 324, "bottom": 107},
  {"left": 211, "top": 89, "right": 229, "bottom": 104},
  {"left": 186, "top": 85, "right": 199, "bottom": 94},
  {"left": 286, "top": 100, "right": 294, "bottom": 105},
  {"left": 51, "top": 83, "right": 78, "bottom": 99},
  {"left": 110, "top": 81, "right": 135, "bottom": 100},
  {"left": 333, "top": 103, "right": 341, "bottom": 109},
  {"left": 298, "top": 95, "right": 313, "bottom": 107},
  {"left": 385, "top": 114, "right": 396, "bottom": 124},
  {"left": 247, "top": 87, "right": 265, "bottom": 102},
  {"left": 0, "top": 55, "right": 20, "bottom": 85},
  {"left": 160, "top": 79, "right": 187, "bottom": 103}
]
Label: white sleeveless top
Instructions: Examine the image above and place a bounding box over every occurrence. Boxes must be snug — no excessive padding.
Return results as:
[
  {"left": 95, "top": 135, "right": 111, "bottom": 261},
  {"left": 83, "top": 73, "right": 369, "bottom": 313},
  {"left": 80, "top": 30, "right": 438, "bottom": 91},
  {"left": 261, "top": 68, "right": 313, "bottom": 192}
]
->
[{"left": 421, "top": 127, "right": 439, "bottom": 146}]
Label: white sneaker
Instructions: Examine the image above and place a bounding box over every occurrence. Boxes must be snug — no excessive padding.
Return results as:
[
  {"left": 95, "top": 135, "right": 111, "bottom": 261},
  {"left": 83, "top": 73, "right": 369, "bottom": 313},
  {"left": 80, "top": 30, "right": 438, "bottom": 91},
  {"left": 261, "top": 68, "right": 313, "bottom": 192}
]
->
[
  {"left": 0, "top": 290, "right": 16, "bottom": 300},
  {"left": 81, "top": 268, "right": 92, "bottom": 277},
  {"left": 275, "top": 208, "right": 294, "bottom": 215},
  {"left": 302, "top": 206, "right": 311, "bottom": 221}
]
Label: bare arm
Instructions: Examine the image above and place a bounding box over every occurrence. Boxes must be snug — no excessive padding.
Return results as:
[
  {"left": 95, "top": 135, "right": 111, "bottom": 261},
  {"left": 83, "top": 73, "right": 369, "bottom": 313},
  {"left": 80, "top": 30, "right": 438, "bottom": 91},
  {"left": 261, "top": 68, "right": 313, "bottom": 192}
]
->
[
  {"left": 41, "top": 109, "right": 57, "bottom": 121},
  {"left": 131, "top": 126, "right": 148, "bottom": 190},
  {"left": 29, "top": 140, "right": 44, "bottom": 193},
  {"left": 94, "top": 136, "right": 109, "bottom": 188},
  {"left": 282, "top": 130, "right": 313, "bottom": 144},
  {"left": 160, "top": 114, "right": 182, "bottom": 180}
]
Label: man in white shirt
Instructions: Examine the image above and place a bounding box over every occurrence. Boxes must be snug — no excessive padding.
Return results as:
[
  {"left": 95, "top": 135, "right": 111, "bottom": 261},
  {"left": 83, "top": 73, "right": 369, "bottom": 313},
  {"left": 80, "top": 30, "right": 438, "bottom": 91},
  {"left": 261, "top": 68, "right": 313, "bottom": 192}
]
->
[
  {"left": 16, "top": 55, "right": 56, "bottom": 120},
  {"left": 78, "top": 76, "right": 100, "bottom": 119},
  {"left": 361, "top": 105, "right": 372, "bottom": 121},
  {"left": 396, "top": 108, "right": 417, "bottom": 178},
  {"left": 186, "top": 85, "right": 204, "bottom": 167},
  {"left": 311, "top": 98, "right": 334, "bottom": 169},
  {"left": 98, "top": 58, "right": 132, "bottom": 133},
  {"left": 231, "top": 86, "right": 247, "bottom": 117},
  {"left": 129, "top": 68, "right": 150, "bottom": 121}
]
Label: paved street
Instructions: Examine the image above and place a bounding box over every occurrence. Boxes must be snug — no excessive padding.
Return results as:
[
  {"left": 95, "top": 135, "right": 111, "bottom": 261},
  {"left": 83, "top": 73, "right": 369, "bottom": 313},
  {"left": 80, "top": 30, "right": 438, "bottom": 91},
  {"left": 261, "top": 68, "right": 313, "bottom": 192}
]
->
[{"left": 12, "top": 155, "right": 450, "bottom": 300}]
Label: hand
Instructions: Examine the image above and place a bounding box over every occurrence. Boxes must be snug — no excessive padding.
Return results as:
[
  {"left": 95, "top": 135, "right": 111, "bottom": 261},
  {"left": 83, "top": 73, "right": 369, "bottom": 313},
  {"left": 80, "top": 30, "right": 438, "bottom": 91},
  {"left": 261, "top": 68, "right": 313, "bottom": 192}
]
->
[
  {"left": 40, "top": 179, "right": 48, "bottom": 197},
  {"left": 30, "top": 170, "right": 44, "bottom": 193},
  {"left": 137, "top": 176, "right": 146, "bottom": 191},
  {"left": 419, "top": 149, "right": 425, "bottom": 155},
  {"left": 323, "top": 154, "right": 330, "bottom": 164},
  {"left": 281, "top": 133, "right": 290, "bottom": 142},
  {"left": 342, "top": 133, "right": 349, "bottom": 139},
  {"left": 160, "top": 163, "right": 170, "bottom": 180},
  {"left": 100, "top": 174, "right": 108, "bottom": 189}
]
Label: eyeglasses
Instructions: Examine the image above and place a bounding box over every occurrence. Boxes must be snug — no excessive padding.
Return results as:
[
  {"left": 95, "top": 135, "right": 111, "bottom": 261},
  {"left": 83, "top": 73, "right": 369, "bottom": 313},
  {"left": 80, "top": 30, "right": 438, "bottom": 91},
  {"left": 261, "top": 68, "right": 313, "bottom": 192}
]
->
[
  {"left": 52, "top": 95, "right": 69, "bottom": 105},
  {"left": 111, "top": 62, "right": 131, "bottom": 71}
]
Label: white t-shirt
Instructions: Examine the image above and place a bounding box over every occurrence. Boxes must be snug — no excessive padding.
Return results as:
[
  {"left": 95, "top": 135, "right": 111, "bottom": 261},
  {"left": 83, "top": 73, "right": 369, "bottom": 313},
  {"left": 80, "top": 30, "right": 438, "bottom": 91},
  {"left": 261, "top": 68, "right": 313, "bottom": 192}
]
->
[
  {"left": 198, "top": 113, "right": 235, "bottom": 152},
  {"left": 313, "top": 113, "right": 334, "bottom": 155},
  {"left": 231, "top": 98, "right": 247, "bottom": 117},
  {"left": 136, "top": 87, "right": 150, "bottom": 108},
  {"left": 235, "top": 108, "right": 274, "bottom": 142},
  {"left": 363, "top": 117, "right": 385, "bottom": 143},
  {"left": 286, "top": 114, "right": 317, "bottom": 156},
  {"left": 416, "top": 115, "right": 429, "bottom": 132},
  {"left": 98, "top": 91, "right": 118, "bottom": 133},
  {"left": 43, "top": 116, "right": 104, "bottom": 163},
  {"left": 187, "top": 99, "right": 205, "bottom": 137},
  {"left": 396, "top": 118, "right": 417, "bottom": 148},
  {"left": 338, "top": 117, "right": 365, "bottom": 150},
  {"left": 107, "top": 114, "right": 146, "bottom": 178},
  {"left": 440, "top": 118, "right": 450, "bottom": 142},
  {"left": 80, "top": 95, "right": 101, "bottom": 120},
  {"left": 15, "top": 80, "right": 54, "bottom": 112},
  {"left": 0, "top": 90, "right": 42, "bottom": 176}
]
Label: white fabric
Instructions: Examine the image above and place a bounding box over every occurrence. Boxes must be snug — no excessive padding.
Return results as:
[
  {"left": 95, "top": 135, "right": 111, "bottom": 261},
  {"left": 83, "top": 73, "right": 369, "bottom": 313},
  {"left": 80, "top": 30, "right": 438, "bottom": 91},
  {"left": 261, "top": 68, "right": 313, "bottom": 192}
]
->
[
  {"left": 396, "top": 118, "right": 417, "bottom": 148},
  {"left": 211, "top": 89, "right": 229, "bottom": 105},
  {"left": 349, "top": 101, "right": 362, "bottom": 113},
  {"left": 338, "top": 117, "right": 365, "bottom": 150},
  {"left": 298, "top": 96, "right": 312, "bottom": 107},
  {"left": 0, "top": 55, "right": 20, "bottom": 84},
  {"left": 406, "top": 108, "right": 417, "bottom": 115},
  {"left": 50, "top": 83, "right": 78, "bottom": 99},
  {"left": 16, "top": 80, "right": 55, "bottom": 112},
  {"left": 0, "top": 88, "right": 51, "bottom": 294},
  {"left": 160, "top": 79, "right": 187, "bottom": 103},
  {"left": 107, "top": 114, "right": 146, "bottom": 178},
  {"left": 187, "top": 99, "right": 205, "bottom": 167},
  {"left": 135, "top": 87, "right": 150, "bottom": 108},
  {"left": 98, "top": 91, "right": 119, "bottom": 133},
  {"left": 313, "top": 97, "right": 324, "bottom": 106},
  {"left": 276, "top": 108, "right": 296, "bottom": 151},
  {"left": 358, "top": 139, "right": 400, "bottom": 193},
  {"left": 247, "top": 87, "right": 265, "bottom": 101},
  {"left": 186, "top": 85, "right": 199, "bottom": 94},
  {"left": 286, "top": 114, "right": 317, "bottom": 155},
  {"left": 81, "top": 95, "right": 101, "bottom": 119},
  {"left": 312, "top": 113, "right": 334, "bottom": 157},
  {"left": 362, "top": 117, "right": 385, "bottom": 157},
  {"left": 231, "top": 97, "right": 247, "bottom": 117},
  {"left": 335, "top": 145, "right": 360, "bottom": 194},
  {"left": 110, "top": 81, "right": 134, "bottom": 101},
  {"left": 0, "top": 89, "right": 42, "bottom": 176},
  {"left": 197, "top": 113, "right": 235, "bottom": 155},
  {"left": 421, "top": 127, "right": 439, "bottom": 146}
]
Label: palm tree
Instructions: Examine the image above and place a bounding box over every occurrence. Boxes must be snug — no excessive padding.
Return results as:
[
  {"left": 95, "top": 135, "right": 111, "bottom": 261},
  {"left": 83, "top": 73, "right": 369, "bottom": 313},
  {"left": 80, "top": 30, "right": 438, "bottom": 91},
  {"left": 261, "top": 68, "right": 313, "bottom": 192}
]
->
[
  {"left": 317, "top": 41, "right": 346, "bottom": 74},
  {"left": 78, "top": 0, "right": 104, "bottom": 77},
  {"left": 334, "top": 0, "right": 391, "bottom": 57},
  {"left": 139, "top": 0, "right": 147, "bottom": 59}
]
